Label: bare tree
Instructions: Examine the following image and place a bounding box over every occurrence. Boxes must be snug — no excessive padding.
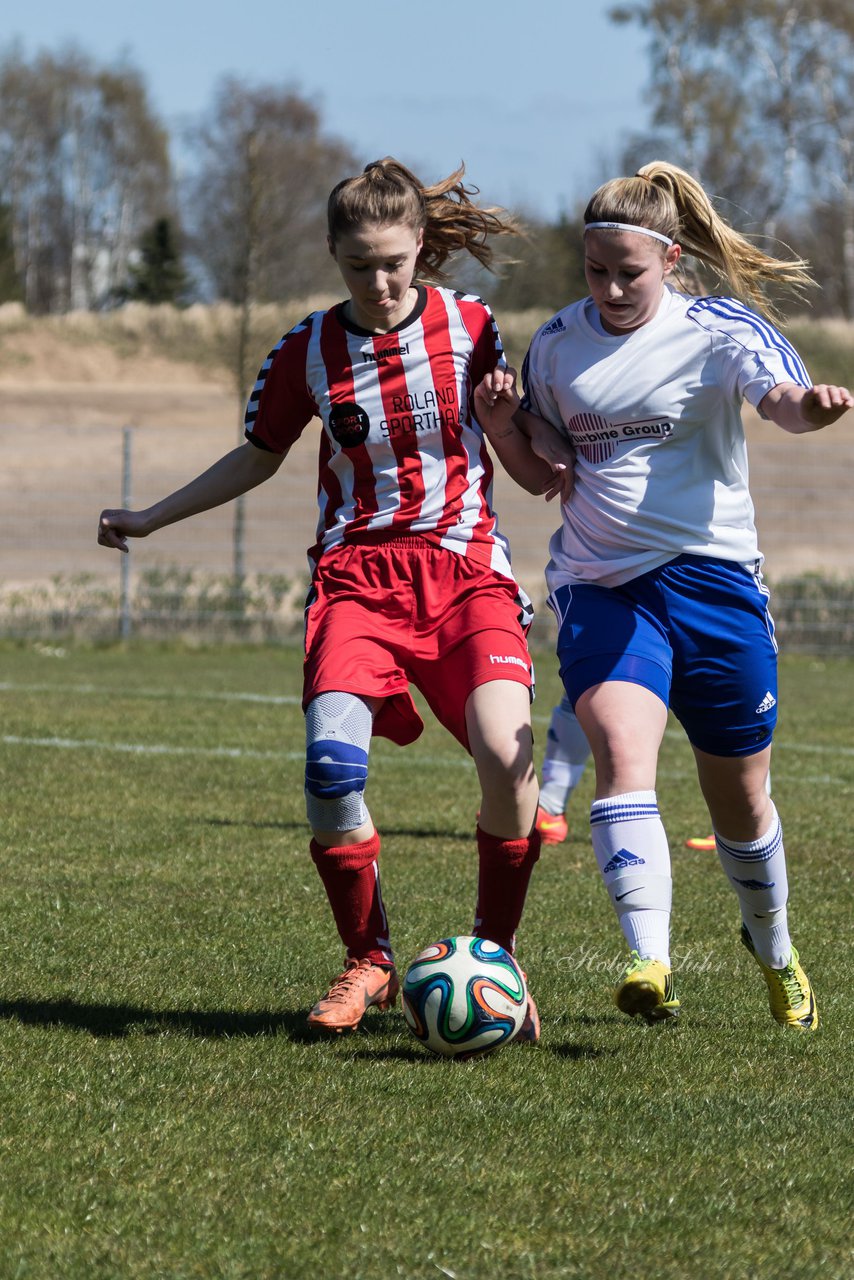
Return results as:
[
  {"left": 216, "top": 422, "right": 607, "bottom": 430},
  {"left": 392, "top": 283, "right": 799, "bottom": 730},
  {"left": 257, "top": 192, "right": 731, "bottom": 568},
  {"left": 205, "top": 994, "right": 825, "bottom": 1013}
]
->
[
  {"left": 610, "top": 1, "right": 854, "bottom": 314},
  {"left": 186, "top": 78, "right": 358, "bottom": 312},
  {"left": 183, "top": 77, "right": 359, "bottom": 587},
  {"left": 0, "top": 43, "right": 172, "bottom": 312}
]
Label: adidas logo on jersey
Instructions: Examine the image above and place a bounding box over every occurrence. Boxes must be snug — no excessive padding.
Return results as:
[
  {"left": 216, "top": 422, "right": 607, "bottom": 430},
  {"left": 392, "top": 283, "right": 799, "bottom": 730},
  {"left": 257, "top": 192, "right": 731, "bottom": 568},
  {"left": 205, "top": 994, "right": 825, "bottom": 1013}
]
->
[
  {"left": 602, "top": 849, "right": 646, "bottom": 874},
  {"left": 542, "top": 316, "right": 566, "bottom": 335},
  {"left": 755, "top": 691, "right": 777, "bottom": 714}
]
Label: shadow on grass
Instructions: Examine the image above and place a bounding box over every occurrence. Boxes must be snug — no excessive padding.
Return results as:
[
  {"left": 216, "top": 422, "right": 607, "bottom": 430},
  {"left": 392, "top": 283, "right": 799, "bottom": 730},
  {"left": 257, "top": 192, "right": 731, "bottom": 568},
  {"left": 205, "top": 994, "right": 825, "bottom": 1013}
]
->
[
  {"left": 0, "top": 997, "right": 324, "bottom": 1042},
  {"left": 206, "top": 817, "right": 474, "bottom": 842},
  {"left": 0, "top": 999, "right": 619, "bottom": 1061},
  {"left": 349, "top": 1040, "right": 615, "bottom": 1063},
  {"left": 348, "top": 1044, "right": 432, "bottom": 1063}
]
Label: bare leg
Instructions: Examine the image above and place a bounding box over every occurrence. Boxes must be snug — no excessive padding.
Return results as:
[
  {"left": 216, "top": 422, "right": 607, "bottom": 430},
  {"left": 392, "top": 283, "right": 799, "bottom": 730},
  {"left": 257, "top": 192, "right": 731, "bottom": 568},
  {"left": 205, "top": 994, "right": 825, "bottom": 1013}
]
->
[
  {"left": 466, "top": 680, "right": 538, "bottom": 837},
  {"left": 465, "top": 680, "right": 540, "bottom": 960}
]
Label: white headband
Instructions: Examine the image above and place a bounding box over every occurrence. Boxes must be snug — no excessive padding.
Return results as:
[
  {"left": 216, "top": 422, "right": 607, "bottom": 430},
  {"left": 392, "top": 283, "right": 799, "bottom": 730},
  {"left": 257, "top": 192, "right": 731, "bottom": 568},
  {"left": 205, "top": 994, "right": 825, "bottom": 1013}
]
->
[{"left": 585, "top": 221, "right": 674, "bottom": 246}]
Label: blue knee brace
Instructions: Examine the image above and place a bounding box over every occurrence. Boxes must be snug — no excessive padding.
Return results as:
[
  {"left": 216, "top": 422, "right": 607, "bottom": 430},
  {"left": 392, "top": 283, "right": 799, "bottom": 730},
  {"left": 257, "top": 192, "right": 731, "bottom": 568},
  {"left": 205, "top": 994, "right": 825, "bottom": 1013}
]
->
[
  {"left": 304, "top": 739, "right": 369, "bottom": 830},
  {"left": 305, "top": 739, "right": 369, "bottom": 799},
  {"left": 304, "top": 692, "right": 373, "bottom": 831}
]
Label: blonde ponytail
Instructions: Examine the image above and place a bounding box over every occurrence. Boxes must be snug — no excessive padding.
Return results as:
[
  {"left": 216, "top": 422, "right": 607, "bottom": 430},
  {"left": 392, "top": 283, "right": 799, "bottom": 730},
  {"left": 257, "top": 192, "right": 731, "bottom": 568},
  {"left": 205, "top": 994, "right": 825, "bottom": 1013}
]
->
[{"left": 585, "top": 161, "right": 814, "bottom": 320}]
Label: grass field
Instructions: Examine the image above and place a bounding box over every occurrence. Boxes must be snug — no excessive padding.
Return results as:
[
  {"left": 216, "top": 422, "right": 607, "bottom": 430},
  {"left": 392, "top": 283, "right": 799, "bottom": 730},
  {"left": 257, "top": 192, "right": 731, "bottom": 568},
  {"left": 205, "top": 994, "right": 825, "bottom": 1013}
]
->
[{"left": 1, "top": 640, "right": 852, "bottom": 1279}]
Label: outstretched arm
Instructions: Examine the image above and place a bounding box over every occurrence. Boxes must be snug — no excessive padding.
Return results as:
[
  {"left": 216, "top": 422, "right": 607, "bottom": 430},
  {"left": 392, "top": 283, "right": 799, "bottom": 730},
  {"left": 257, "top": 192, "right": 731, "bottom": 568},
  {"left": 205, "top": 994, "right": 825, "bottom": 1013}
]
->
[
  {"left": 475, "top": 368, "right": 575, "bottom": 501},
  {"left": 760, "top": 382, "right": 854, "bottom": 434},
  {"left": 97, "top": 441, "right": 286, "bottom": 552}
]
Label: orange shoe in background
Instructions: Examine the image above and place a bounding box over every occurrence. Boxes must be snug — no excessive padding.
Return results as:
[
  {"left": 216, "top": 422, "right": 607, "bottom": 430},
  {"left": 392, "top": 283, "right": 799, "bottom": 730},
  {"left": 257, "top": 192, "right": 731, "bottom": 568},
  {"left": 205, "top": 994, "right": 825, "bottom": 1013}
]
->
[
  {"left": 684, "top": 834, "right": 716, "bottom": 851},
  {"left": 535, "top": 806, "right": 568, "bottom": 845},
  {"left": 307, "top": 958, "right": 399, "bottom": 1032}
]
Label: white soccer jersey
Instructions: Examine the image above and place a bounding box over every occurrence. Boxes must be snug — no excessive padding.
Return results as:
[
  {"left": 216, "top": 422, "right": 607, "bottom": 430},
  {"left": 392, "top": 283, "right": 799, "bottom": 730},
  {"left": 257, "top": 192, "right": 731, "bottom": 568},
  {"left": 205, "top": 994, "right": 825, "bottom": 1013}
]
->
[
  {"left": 521, "top": 286, "right": 812, "bottom": 589},
  {"left": 245, "top": 284, "right": 519, "bottom": 583}
]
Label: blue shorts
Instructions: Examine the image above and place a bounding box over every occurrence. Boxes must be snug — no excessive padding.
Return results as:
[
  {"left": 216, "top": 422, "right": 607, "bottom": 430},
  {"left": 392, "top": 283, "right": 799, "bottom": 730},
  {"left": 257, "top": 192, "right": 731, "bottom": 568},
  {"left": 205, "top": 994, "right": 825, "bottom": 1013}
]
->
[{"left": 549, "top": 555, "right": 778, "bottom": 757}]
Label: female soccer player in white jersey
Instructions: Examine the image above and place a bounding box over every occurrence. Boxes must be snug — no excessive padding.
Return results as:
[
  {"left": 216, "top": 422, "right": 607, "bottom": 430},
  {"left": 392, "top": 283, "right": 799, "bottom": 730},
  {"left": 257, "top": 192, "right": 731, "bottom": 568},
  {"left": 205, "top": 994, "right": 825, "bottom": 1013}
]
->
[
  {"left": 476, "top": 160, "right": 852, "bottom": 1032},
  {"left": 98, "top": 158, "right": 569, "bottom": 1036}
]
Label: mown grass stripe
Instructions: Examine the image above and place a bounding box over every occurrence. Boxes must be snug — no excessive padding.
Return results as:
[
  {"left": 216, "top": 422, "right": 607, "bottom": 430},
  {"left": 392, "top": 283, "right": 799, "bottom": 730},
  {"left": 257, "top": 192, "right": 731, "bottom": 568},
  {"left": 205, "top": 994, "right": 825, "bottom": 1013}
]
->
[
  {"left": 0, "top": 680, "right": 300, "bottom": 706},
  {"left": 1, "top": 684, "right": 850, "bottom": 763},
  {"left": 0, "top": 734, "right": 477, "bottom": 770}
]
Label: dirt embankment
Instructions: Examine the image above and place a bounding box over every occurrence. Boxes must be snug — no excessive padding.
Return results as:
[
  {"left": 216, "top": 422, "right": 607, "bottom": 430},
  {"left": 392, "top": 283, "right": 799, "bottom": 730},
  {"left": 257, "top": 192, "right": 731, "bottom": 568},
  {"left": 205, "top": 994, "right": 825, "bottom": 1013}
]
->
[{"left": 1, "top": 309, "right": 852, "bottom": 596}]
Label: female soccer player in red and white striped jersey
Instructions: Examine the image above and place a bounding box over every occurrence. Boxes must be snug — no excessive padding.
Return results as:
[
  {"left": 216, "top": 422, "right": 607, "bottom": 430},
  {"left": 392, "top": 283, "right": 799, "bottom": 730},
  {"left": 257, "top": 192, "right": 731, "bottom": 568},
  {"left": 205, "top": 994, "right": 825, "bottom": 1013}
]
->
[{"left": 98, "top": 158, "right": 571, "bottom": 1036}]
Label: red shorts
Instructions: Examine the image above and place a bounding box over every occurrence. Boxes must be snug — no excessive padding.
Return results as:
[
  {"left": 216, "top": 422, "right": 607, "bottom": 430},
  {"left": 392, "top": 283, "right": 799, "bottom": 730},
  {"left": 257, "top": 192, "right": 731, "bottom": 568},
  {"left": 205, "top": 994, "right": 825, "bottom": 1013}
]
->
[{"left": 303, "top": 537, "right": 533, "bottom": 751}]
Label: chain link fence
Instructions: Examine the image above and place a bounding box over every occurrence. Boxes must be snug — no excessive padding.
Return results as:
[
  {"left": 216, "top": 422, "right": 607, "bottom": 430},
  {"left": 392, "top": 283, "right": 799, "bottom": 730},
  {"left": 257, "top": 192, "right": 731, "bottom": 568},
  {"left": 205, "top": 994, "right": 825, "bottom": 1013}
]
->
[{"left": 3, "top": 419, "right": 854, "bottom": 651}]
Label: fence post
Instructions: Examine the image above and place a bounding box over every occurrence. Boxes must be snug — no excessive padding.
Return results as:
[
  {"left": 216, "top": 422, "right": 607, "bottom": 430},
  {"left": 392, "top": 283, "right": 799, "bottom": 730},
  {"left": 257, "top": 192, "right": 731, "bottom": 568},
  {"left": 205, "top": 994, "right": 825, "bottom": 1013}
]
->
[{"left": 119, "top": 426, "right": 133, "bottom": 640}]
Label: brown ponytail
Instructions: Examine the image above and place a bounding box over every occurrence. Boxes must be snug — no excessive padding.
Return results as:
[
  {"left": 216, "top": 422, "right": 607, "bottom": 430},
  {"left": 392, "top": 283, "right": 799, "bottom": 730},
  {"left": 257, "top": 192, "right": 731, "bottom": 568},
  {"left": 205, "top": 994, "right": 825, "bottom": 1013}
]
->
[{"left": 328, "top": 157, "right": 519, "bottom": 281}]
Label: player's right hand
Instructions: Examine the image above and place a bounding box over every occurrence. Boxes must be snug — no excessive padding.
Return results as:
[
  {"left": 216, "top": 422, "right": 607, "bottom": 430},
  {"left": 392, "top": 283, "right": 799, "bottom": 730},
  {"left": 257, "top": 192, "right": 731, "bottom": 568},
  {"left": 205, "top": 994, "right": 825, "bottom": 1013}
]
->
[{"left": 97, "top": 508, "right": 148, "bottom": 553}]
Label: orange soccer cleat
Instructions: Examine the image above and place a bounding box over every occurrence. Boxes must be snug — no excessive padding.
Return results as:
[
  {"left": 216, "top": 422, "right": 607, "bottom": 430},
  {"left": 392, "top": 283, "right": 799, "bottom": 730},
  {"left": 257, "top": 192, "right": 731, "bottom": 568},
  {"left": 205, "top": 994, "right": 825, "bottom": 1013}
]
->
[
  {"left": 535, "top": 806, "right": 568, "bottom": 845},
  {"left": 307, "top": 958, "right": 399, "bottom": 1033}
]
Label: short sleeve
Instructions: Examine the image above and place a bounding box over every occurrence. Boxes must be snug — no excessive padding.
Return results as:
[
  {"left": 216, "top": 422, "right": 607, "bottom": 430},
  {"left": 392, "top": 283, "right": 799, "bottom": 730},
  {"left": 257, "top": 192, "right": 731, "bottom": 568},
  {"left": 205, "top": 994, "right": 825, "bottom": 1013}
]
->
[
  {"left": 244, "top": 317, "right": 319, "bottom": 453},
  {"left": 455, "top": 294, "right": 505, "bottom": 386},
  {"left": 687, "top": 297, "right": 812, "bottom": 411},
  {"left": 520, "top": 340, "right": 565, "bottom": 431}
]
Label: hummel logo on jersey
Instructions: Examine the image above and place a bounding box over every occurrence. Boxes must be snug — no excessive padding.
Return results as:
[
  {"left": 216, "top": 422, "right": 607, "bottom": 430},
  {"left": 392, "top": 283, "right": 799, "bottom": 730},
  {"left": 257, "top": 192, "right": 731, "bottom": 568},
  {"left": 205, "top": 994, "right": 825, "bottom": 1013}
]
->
[
  {"left": 542, "top": 317, "right": 566, "bottom": 335},
  {"left": 488, "top": 653, "right": 529, "bottom": 670},
  {"left": 363, "top": 343, "right": 410, "bottom": 364},
  {"left": 755, "top": 691, "right": 777, "bottom": 714},
  {"left": 603, "top": 849, "right": 645, "bottom": 874}
]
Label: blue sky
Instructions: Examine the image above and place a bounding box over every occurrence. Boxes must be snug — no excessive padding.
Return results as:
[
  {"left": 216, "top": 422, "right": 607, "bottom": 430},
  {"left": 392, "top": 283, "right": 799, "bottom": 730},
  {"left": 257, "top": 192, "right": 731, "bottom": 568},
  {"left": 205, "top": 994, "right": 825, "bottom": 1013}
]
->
[{"left": 5, "top": 0, "right": 652, "bottom": 220}]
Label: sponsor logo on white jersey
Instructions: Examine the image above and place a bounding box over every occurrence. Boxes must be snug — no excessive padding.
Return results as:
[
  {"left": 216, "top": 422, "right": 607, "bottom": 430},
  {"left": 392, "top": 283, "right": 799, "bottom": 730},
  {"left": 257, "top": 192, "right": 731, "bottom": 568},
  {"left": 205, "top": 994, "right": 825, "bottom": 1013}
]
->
[
  {"left": 542, "top": 316, "right": 566, "bottom": 335},
  {"left": 567, "top": 411, "right": 674, "bottom": 464}
]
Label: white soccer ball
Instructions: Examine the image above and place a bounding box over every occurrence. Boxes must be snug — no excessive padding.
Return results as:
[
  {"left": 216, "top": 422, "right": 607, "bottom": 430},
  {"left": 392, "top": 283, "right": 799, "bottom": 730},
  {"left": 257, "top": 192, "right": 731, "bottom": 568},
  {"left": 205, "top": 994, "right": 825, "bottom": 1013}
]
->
[{"left": 401, "top": 935, "right": 527, "bottom": 1059}]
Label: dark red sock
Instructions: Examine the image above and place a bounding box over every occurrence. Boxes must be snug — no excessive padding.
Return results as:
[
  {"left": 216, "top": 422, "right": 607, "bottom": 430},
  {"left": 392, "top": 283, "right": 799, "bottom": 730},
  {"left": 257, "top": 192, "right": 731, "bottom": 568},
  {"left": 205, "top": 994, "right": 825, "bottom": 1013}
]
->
[
  {"left": 310, "top": 831, "right": 393, "bottom": 966},
  {"left": 474, "top": 826, "right": 542, "bottom": 953}
]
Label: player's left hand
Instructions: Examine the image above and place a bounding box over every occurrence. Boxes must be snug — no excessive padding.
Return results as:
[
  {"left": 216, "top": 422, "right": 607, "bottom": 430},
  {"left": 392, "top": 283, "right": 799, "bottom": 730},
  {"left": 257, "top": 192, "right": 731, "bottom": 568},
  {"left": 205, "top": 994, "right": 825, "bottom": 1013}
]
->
[
  {"left": 800, "top": 384, "right": 854, "bottom": 427},
  {"left": 474, "top": 367, "right": 521, "bottom": 433},
  {"left": 527, "top": 416, "right": 577, "bottom": 503}
]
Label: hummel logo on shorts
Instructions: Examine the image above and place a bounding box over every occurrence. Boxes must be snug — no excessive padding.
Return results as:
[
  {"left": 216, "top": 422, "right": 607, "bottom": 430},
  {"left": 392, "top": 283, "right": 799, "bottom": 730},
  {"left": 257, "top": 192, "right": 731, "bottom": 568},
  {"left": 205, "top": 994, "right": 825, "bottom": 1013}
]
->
[
  {"left": 755, "top": 691, "right": 776, "bottom": 714},
  {"left": 488, "top": 654, "right": 528, "bottom": 670}
]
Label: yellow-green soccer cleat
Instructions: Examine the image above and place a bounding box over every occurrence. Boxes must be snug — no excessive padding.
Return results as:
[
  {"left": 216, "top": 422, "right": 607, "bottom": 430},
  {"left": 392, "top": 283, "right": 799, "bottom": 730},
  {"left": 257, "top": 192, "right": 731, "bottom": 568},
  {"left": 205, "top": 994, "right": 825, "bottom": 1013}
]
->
[
  {"left": 740, "top": 925, "right": 818, "bottom": 1031},
  {"left": 614, "top": 951, "right": 680, "bottom": 1024}
]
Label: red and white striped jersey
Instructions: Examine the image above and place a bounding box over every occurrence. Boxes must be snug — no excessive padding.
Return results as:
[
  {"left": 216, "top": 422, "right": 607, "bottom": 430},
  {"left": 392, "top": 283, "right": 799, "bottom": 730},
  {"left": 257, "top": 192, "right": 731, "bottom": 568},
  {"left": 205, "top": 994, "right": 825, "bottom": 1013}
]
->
[{"left": 244, "top": 284, "right": 519, "bottom": 581}]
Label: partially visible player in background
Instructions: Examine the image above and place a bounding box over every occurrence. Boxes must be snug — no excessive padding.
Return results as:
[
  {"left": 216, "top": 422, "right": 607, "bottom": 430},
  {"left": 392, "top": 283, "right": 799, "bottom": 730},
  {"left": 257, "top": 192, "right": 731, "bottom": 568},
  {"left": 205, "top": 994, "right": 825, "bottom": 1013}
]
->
[
  {"left": 477, "top": 160, "right": 852, "bottom": 1032},
  {"left": 99, "top": 158, "right": 572, "bottom": 1039},
  {"left": 535, "top": 694, "right": 590, "bottom": 844},
  {"left": 536, "top": 694, "right": 717, "bottom": 851}
]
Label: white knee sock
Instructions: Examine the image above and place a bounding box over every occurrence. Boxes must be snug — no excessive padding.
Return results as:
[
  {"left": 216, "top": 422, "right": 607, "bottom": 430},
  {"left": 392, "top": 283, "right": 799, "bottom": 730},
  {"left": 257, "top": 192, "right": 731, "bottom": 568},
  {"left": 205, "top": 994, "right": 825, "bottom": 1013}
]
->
[
  {"left": 540, "top": 697, "right": 591, "bottom": 815},
  {"left": 715, "top": 803, "right": 791, "bottom": 968},
  {"left": 590, "top": 790, "right": 672, "bottom": 966}
]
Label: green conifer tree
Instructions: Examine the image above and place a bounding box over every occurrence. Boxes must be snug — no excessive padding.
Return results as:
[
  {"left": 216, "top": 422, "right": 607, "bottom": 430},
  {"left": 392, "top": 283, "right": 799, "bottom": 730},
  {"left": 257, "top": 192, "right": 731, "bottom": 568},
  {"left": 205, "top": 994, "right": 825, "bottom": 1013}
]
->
[
  {"left": 123, "top": 217, "right": 191, "bottom": 304},
  {"left": 0, "top": 204, "right": 23, "bottom": 303}
]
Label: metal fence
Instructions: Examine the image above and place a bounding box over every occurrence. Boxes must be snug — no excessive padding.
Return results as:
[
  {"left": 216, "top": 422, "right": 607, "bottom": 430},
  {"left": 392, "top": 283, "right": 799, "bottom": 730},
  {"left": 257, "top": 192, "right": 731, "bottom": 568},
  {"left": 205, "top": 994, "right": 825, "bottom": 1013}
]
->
[{"left": 3, "top": 419, "right": 854, "bottom": 651}]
